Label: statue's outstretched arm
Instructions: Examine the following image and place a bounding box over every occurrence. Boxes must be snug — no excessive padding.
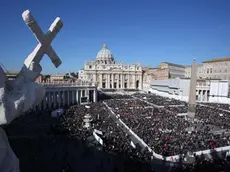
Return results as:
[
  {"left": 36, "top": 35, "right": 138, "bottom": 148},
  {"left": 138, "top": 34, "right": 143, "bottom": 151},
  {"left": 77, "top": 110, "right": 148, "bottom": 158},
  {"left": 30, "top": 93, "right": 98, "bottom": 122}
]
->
[{"left": 0, "top": 62, "right": 45, "bottom": 125}]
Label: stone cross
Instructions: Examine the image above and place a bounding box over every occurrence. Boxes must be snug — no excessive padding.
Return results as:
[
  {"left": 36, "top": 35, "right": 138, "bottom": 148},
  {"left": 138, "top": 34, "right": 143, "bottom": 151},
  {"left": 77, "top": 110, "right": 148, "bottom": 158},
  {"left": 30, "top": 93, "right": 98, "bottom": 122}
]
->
[
  {"left": 187, "top": 58, "right": 197, "bottom": 119},
  {"left": 22, "top": 10, "right": 63, "bottom": 68}
]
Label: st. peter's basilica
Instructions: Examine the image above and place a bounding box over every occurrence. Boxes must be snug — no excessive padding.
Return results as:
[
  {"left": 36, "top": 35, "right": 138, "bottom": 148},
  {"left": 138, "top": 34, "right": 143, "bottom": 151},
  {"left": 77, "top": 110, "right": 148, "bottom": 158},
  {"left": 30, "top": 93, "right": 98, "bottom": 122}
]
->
[{"left": 79, "top": 43, "right": 143, "bottom": 90}]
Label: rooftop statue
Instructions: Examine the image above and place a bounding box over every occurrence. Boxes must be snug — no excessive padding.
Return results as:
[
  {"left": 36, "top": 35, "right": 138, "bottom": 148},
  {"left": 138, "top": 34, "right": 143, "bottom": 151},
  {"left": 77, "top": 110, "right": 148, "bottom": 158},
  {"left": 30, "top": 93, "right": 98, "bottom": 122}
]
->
[{"left": 0, "top": 9, "right": 63, "bottom": 171}]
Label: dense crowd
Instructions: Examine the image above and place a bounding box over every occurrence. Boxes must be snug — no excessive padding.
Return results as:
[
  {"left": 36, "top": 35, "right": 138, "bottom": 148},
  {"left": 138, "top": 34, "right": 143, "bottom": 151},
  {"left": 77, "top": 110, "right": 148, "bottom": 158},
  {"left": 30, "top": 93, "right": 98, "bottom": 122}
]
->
[
  {"left": 133, "top": 93, "right": 187, "bottom": 106},
  {"left": 5, "top": 105, "right": 153, "bottom": 172},
  {"left": 164, "top": 105, "right": 188, "bottom": 114},
  {"left": 201, "top": 102, "right": 230, "bottom": 111},
  {"left": 58, "top": 103, "right": 152, "bottom": 163},
  {"left": 104, "top": 93, "right": 230, "bottom": 156},
  {"left": 4, "top": 92, "right": 230, "bottom": 171},
  {"left": 174, "top": 155, "right": 230, "bottom": 172}
]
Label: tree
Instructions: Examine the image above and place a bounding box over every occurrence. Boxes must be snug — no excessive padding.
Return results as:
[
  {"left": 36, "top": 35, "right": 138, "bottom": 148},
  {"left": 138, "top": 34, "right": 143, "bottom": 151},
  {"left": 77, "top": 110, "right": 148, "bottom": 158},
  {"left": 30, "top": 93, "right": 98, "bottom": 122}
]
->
[
  {"left": 70, "top": 72, "right": 77, "bottom": 77},
  {"left": 168, "top": 72, "right": 171, "bottom": 79},
  {"left": 43, "top": 75, "right": 50, "bottom": 82}
]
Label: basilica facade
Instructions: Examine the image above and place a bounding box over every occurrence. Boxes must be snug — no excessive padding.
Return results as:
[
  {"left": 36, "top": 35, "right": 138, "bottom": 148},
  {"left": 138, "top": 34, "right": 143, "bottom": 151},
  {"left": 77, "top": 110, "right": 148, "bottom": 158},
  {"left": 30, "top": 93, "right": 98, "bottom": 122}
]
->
[{"left": 79, "top": 44, "right": 143, "bottom": 90}]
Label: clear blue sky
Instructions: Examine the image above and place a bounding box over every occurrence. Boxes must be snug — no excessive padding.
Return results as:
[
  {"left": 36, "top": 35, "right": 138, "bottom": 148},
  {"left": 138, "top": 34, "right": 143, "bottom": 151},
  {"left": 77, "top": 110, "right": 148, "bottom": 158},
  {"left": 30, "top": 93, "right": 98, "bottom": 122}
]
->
[{"left": 0, "top": 0, "right": 230, "bottom": 74}]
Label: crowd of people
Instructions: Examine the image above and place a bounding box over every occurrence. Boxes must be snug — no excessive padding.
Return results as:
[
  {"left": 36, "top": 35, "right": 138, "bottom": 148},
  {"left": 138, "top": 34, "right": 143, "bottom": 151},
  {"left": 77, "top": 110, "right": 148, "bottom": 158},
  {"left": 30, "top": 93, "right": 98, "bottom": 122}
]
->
[
  {"left": 104, "top": 93, "right": 230, "bottom": 157},
  {"left": 58, "top": 103, "right": 152, "bottom": 162},
  {"left": 4, "top": 101, "right": 154, "bottom": 171},
  {"left": 201, "top": 102, "right": 230, "bottom": 111},
  {"left": 133, "top": 93, "right": 187, "bottom": 106},
  {"left": 4, "top": 91, "right": 230, "bottom": 171}
]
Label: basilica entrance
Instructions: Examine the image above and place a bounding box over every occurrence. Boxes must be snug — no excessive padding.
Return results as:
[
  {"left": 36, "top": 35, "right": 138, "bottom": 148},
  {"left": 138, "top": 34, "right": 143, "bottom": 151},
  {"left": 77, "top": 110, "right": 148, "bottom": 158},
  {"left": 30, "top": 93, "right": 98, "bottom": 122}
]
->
[
  {"left": 124, "top": 83, "right": 127, "bottom": 89},
  {"left": 136, "top": 80, "right": 139, "bottom": 89},
  {"left": 102, "top": 82, "right": 106, "bottom": 88},
  {"left": 114, "top": 82, "right": 117, "bottom": 89}
]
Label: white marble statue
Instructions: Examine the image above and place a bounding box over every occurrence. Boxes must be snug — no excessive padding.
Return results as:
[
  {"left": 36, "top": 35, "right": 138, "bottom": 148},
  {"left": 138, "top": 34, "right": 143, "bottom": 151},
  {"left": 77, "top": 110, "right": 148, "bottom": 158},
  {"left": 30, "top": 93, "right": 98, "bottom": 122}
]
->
[{"left": 0, "top": 9, "right": 63, "bottom": 172}]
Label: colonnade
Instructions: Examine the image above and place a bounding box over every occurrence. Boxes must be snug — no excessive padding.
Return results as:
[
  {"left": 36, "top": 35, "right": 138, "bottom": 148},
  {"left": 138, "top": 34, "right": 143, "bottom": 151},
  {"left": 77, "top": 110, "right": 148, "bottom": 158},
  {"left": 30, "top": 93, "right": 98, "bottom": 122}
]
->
[
  {"left": 196, "top": 89, "right": 209, "bottom": 101},
  {"left": 34, "top": 87, "right": 97, "bottom": 111},
  {"left": 100, "top": 73, "right": 142, "bottom": 90}
]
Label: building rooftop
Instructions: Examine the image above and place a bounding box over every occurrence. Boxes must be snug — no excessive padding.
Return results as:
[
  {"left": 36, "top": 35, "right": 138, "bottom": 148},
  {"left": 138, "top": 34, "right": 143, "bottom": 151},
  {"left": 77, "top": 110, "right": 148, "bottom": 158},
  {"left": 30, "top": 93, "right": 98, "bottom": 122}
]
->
[
  {"left": 202, "top": 57, "right": 230, "bottom": 63},
  {"left": 161, "top": 62, "right": 185, "bottom": 68},
  {"left": 184, "top": 64, "right": 203, "bottom": 67},
  {"left": 50, "top": 74, "right": 65, "bottom": 77}
]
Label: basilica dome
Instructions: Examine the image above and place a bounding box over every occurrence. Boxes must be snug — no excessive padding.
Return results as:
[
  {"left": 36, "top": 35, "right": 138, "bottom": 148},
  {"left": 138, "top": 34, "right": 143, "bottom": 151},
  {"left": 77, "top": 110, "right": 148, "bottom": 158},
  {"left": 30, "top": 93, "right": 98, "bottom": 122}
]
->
[{"left": 96, "top": 43, "right": 115, "bottom": 63}]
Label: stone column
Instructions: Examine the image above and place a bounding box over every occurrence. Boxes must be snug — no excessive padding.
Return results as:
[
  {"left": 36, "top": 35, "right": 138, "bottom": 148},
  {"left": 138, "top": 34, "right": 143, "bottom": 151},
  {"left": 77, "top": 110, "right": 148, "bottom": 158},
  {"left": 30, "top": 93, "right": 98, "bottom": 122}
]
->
[
  {"left": 49, "top": 92, "right": 52, "bottom": 108},
  {"left": 203, "top": 90, "right": 205, "bottom": 101},
  {"left": 87, "top": 89, "right": 89, "bottom": 103},
  {"left": 57, "top": 92, "right": 59, "bottom": 108},
  {"left": 43, "top": 94, "right": 46, "bottom": 109},
  {"left": 100, "top": 74, "right": 103, "bottom": 88},
  {"left": 53, "top": 92, "right": 57, "bottom": 109},
  {"left": 76, "top": 90, "right": 78, "bottom": 104},
  {"left": 93, "top": 74, "right": 96, "bottom": 83},
  {"left": 112, "top": 74, "right": 114, "bottom": 88},
  {"left": 139, "top": 74, "right": 143, "bottom": 90},
  {"left": 121, "top": 74, "right": 123, "bottom": 89},
  {"left": 58, "top": 91, "right": 61, "bottom": 108},
  {"left": 72, "top": 90, "right": 74, "bottom": 105},
  {"left": 79, "top": 90, "right": 81, "bottom": 104},
  {"left": 93, "top": 89, "right": 97, "bottom": 102},
  {"left": 204, "top": 90, "right": 207, "bottom": 101},
  {"left": 133, "top": 74, "right": 136, "bottom": 89},
  {"left": 107, "top": 74, "right": 110, "bottom": 88},
  {"left": 46, "top": 92, "right": 50, "bottom": 109},
  {"left": 108, "top": 74, "right": 111, "bottom": 88},
  {"left": 67, "top": 90, "right": 70, "bottom": 106},
  {"left": 105, "top": 74, "right": 107, "bottom": 88},
  {"left": 200, "top": 90, "right": 203, "bottom": 101},
  {"left": 62, "top": 91, "right": 65, "bottom": 107},
  {"left": 128, "top": 74, "right": 130, "bottom": 89}
]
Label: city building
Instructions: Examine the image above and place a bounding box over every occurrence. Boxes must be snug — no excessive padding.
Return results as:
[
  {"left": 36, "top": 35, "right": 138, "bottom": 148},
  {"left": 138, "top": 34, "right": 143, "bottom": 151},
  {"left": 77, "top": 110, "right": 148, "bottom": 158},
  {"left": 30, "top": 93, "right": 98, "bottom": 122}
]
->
[
  {"left": 157, "top": 62, "right": 185, "bottom": 79},
  {"left": 79, "top": 43, "right": 143, "bottom": 90},
  {"left": 184, "top": 57, "right": 230, "bottom": 80},
  {"left": 185, "top": 64, "right": 203, "bottom": 79},
  {"left": 202, "top": 57, "right": 230, "bottom": 80},
  {"left": 143, "top": 67, "right": 156, "bottom": 83},
  {"left": 150, "top": 78, "right": 229, "bottom": 102},
  {"left": 50, "top": 74, "right": 66, "bottom": 82},
  {"left": 34, "top": 80, "right": 97, "bottom": 111}
]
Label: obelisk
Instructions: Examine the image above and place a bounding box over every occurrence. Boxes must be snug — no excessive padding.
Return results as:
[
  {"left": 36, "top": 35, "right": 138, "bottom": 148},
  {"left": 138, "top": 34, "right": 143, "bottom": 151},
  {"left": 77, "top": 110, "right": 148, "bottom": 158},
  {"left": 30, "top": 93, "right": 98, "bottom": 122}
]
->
[{"left": 187, "top": 58, "right": 197, "bottom": 119}]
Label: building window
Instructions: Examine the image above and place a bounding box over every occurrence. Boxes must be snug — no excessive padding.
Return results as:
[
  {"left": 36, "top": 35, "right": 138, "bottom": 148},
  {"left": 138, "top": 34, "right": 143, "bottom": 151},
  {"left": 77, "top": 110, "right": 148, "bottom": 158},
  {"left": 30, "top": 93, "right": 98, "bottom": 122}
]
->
[{"left": 89, "top": 65, "right": 92, "bottom": 69}]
